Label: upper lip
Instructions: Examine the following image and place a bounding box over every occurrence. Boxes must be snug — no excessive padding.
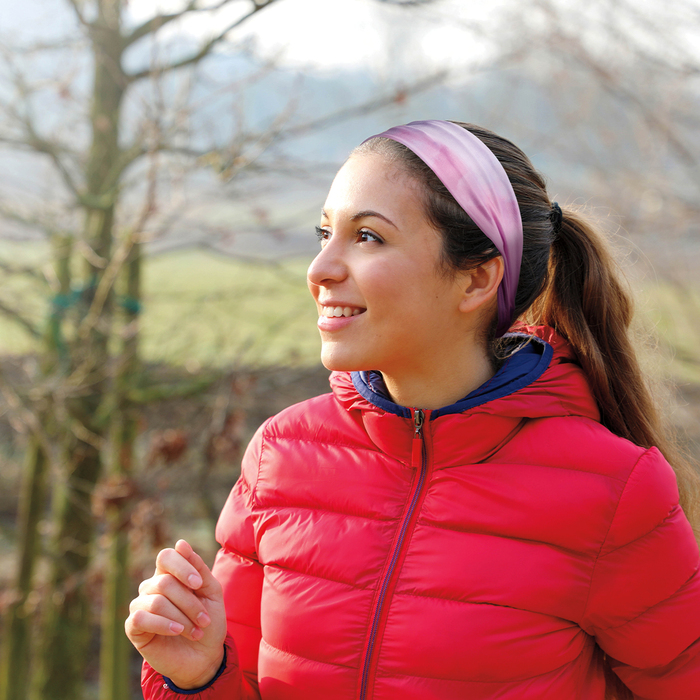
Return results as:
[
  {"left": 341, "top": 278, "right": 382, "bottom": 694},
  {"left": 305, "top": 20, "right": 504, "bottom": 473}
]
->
[{"left": 318, "top": 301, "right": 365, "bottom": 309}]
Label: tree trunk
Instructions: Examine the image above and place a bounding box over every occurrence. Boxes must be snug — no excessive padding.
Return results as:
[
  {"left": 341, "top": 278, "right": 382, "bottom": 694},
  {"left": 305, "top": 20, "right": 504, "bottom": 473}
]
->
[
  {"left": 33, "top": 436, "right": 102, "bottom": 700},
  {"left": 0, "top": 440, "right": 48, "bottom": 700},
  {"left": 0, "top": 234, "right": 72, "bottom": 700},
  {"left": 35, "top": 1, "right": 125, "bottom": 697},
  {"left": 100, "top": 238, "right": 141, "bottom": 700}
]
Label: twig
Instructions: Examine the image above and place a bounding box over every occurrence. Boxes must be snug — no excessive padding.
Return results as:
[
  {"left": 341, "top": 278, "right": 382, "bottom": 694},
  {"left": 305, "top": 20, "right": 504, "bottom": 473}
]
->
[
  {"left": 126, "top": 0, "right": 281, "bottom": 82},
  {"left": 0, "top": 299, "right": 42, "bottom": 339}
]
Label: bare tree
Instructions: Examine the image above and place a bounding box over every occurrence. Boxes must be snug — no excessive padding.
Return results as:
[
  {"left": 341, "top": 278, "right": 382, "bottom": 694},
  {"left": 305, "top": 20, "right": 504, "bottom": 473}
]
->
[{"left": 0, "top": 1, "right": 446, "bottom": 699}]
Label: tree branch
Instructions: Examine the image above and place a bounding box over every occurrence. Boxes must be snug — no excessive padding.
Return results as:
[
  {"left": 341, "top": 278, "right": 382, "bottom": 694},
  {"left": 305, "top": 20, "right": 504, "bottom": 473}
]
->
[
  {"left": 27, "top": 132, "right": 84, "bottom": 201},
  {"left": 122, "top": 0, "right": 245, "bottom": 49},
  {"left": 122, "top": 2, "right": 198, "bottom": 49},
  {"left": 0, "top": 202, "right": 72, "bottom": 241},
  {"left": 280, "top": 71, "right": 449, "bottom": 141},
  {"left": 0, "top": 134, "right": 115, "bottom": 209},
  {"left": 375, "top": 0, "right": 437, "bottom": 4},
  {"left": 0, "top": 98, "right": 84, "bottom": 204},
  {"left": 0, "top": 368, "right": 56, "bottom": 455},
  {"left": 126, "top": 0, "right": 280, "bottom": 82},
  {"left": 0, "top": 260, "right": 45, "bottom": 281},
  {"left": 0, "top": 300, "right": 42, "bottom": 339},
  {"left": 65, "top": 0, "right": 91, "bottom": 28}
]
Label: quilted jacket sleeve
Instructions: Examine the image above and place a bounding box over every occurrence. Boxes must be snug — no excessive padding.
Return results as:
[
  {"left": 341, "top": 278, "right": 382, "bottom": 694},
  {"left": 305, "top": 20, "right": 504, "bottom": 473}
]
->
[
  {"left": 141, "top": 421, "right": 268, "bottom": 699},
  {"left": 580, "top": 447, "right": 700, "bottom": 698}
]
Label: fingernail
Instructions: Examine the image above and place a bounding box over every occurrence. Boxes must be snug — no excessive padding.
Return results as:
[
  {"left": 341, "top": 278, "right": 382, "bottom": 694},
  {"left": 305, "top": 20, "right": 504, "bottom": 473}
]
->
[
  {"left": 170, "top": 622, "right": 184, "bottom": 634},
  {"left": 188, "top": 574, "right": 202, "bottom": 589},
  {"left": 191, "top": 627, "right": 203, "bottom": 641},
  {"left": 197, "top": 611, "right": 211, "bottom": 627}
]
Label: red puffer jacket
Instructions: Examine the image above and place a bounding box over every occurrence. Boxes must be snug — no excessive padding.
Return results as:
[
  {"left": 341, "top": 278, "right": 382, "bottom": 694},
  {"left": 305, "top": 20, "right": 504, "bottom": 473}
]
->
[{"left": 143, "top": 328, "right": 700, "bottom": 699}]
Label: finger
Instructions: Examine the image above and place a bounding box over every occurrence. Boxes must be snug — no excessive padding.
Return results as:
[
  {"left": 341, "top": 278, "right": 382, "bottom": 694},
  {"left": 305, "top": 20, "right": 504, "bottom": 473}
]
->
[
  {"left": 138, "top": 574, "right": 212, "bottom": 628},
  {"left": 174, "top": 540, "right": 222, "bottom": 598},
  {"left": 154, "top": 546, "right": 203, "bottom": 591},
  {"left": 126, "top": 608, "right": 186, "bottom": 644},
  {"left": 135, "top": 594, "right": 205, "bottom": 642}
]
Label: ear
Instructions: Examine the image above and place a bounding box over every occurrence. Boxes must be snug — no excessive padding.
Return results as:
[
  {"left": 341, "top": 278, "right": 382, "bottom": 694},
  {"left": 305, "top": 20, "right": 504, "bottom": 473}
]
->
[{"left": 457, "top": 256, "right": 505, "bottom": 315}]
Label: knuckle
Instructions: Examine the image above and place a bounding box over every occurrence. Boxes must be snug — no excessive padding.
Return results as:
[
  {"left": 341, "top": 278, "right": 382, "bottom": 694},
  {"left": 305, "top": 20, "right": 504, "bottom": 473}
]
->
[
  {"left": 155, "top": 547, "right": 175, "bottom": 568},
  {"left": 158, "top": 573, "right": 179, "bottom": 595},
  {"left": 148, "top": 595, "right": 168, "bottom": 615},
  {"left": 130, "top": 608, "right": 146, "bottom": 628}
]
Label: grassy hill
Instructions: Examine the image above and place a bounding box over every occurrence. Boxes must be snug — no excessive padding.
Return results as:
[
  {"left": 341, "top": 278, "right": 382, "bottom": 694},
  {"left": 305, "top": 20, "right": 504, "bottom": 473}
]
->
[{"left": 0, "top": 243, "right": 699, "bottom": 386}]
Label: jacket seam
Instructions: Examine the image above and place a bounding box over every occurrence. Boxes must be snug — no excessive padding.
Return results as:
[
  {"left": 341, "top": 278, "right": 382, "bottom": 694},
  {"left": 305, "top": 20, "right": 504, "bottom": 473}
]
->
[
  {"left": 253, "top": 417, "right": 275, "bottom": 506},
  {"left": 430, "top": 458, "right": 628, "bottom": 481},
  {"left": 254, "top": 502, "right": 397, "bottom": 524},
  {"left": 262, "top": 433, "right": 391, "bottom": 456},
  {"left": 580, "top": 448, "right": 655, "bottom": 624},
  {"left": 218, "top": 542, "right": 259, "bottom": 565},
  {"left": 266, "top": 561, "right": 371, "bottom": 591},
  {"left": 595, "top": 505, "right": 678, "bottom": 560},
  {"left": 260, "top": 638, "right": 357, "bottom": 671},
  {"left": 392, "top": 588, "right": 579, "bottom": 617},
  {"left": 376, "top": 657, "right": 574, "bottom": 684},
  {"left": 227, "top": 618, "right": 261, "bottom": 632},
  {"left": 597, "top": 563, "right": 699, "bottom": 632},
  {"left": 416, "top": 519, "right": 591, "bottom": 556}
]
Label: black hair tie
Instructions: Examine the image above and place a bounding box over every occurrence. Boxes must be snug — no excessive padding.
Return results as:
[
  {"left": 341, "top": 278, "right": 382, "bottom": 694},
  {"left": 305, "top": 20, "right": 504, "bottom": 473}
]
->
[{"left": 550, "top": 201, "right": 563, "bottom": 235}]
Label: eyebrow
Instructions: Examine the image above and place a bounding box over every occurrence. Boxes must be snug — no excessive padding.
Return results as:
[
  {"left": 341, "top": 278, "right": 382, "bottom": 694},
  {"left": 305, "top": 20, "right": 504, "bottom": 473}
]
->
[{"left": 321, "top": 209, "right": 398, "bottom": 229}]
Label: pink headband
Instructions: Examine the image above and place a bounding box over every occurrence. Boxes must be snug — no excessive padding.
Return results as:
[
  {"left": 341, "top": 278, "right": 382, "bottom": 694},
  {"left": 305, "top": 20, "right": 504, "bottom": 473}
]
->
[{"left": 365, "top": 120, "right": 523, "bottom": 337}]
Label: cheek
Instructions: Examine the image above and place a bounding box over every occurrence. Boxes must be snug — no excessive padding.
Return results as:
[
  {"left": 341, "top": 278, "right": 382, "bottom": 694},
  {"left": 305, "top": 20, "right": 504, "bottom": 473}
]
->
[{"left": 360, "top": 259, "right": 419, "bottom": 305}]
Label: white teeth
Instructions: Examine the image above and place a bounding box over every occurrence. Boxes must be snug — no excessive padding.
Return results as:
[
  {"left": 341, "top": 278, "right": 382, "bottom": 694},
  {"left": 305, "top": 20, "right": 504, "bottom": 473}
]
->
[{"left": 321, "top": 306, "right": 363, "bottom": 318}]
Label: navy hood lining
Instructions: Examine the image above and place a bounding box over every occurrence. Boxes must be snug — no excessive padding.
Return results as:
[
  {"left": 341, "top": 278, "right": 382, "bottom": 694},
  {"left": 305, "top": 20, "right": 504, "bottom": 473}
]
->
[{"left": 351, "top": 333, "right": 554, "bottom": 419}]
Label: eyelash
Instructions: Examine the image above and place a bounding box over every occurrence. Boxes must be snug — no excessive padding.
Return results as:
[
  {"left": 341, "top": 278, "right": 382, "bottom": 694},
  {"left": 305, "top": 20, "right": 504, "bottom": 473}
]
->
[{"left": 314, "top": 226, "right": 383, "bottom": 244}]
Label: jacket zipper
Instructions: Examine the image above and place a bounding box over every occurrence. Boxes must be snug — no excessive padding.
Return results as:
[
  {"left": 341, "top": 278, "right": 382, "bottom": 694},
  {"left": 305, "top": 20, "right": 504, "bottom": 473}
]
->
[{"left": 358, "top": 408, "right": 428, "bottom": 700}]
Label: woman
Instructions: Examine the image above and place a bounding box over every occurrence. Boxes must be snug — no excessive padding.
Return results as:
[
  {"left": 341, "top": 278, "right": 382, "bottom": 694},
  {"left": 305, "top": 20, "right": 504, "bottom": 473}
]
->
[{"left": 126, "top": 120, "right": 700, "bottom": 699}]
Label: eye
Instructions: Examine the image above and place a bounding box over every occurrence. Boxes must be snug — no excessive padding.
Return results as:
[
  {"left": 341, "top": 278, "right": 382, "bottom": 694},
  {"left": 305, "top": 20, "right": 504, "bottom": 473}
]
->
[
  {"left": 315, "top": 226, "right": 330, "bottom": 244},
  {"left": 358, "top": 229, "right": 383, "bottom": 244}
]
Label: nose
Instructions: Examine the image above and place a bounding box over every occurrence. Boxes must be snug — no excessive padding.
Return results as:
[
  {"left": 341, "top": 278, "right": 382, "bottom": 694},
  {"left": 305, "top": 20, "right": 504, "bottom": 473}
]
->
[{"left": 307, "top": 237, "right": 348, "bottom": 289}]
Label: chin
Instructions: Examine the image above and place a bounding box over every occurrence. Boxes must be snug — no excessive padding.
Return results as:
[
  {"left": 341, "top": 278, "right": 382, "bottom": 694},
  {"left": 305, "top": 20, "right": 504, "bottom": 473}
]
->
[{"left": 320, "top": 346, "right": 372, "bottom": 373}]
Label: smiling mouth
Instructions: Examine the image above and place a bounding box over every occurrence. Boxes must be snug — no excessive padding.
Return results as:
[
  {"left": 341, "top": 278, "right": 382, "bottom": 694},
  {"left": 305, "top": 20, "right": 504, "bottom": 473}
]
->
[{"left": 320, "top": 306, "right": 365, "bottom": 318}]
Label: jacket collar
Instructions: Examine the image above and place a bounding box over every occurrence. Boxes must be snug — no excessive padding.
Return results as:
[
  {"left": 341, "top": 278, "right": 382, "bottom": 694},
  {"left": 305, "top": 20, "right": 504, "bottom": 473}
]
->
[{"left": 329, "top": 325, "right": 600, "bottom": 424}]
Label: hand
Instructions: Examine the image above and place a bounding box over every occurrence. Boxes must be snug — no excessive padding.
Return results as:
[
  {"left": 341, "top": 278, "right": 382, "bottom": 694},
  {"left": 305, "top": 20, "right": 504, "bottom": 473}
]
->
[{"left": 125, "top": 539, "right": 227, "bottom": 689}]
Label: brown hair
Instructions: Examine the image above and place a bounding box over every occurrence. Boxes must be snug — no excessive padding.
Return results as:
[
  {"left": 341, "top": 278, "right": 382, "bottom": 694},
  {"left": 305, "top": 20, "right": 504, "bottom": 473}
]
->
[{"left": 355, "top": 122, "right": 699, "bottom": 532}]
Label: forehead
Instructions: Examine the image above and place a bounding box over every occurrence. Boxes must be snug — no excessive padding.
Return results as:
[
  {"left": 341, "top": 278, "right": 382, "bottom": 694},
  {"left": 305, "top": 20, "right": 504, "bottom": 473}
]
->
[{"left": 322, "top": 152, "right": 425, "bottom": 220}]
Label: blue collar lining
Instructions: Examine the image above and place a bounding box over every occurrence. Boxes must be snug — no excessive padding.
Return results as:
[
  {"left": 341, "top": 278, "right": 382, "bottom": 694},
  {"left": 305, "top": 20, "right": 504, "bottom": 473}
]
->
[{"left": 351, "top": 333, "right": 554, "bottom": 419}]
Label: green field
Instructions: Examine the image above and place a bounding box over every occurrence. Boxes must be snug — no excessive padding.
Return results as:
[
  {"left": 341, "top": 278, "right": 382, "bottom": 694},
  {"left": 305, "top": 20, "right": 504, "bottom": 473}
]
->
[
  {"left": 141, "top": 251, "right": 321, "bottom": 368},
  {"left": 637, "top": 282, "right": 700, "bottom": 385},
  {"left": 0, "top": 243, "right": 321, "bottom": 368},
  {"left": 0, "top": 241, "right": 699, "bottom": 382}
]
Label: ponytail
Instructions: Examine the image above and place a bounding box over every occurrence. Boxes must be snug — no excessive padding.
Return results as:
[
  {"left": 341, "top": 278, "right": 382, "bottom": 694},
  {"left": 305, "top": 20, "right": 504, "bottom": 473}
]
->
[{"left": 528, "top": 207, "right": 700, "bottom": 533}]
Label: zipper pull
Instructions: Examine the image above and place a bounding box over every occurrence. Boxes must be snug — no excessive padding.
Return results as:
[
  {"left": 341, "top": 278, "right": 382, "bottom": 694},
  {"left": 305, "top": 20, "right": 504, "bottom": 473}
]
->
[{"left": 413, "top": 408, "right": 424, "bottom": 438}]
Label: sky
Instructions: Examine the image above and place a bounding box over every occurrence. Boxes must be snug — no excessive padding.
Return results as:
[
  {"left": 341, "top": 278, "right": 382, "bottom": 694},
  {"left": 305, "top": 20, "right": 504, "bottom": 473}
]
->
[{"left": 124, "top": 0, "right": 505, "bottom": 74}]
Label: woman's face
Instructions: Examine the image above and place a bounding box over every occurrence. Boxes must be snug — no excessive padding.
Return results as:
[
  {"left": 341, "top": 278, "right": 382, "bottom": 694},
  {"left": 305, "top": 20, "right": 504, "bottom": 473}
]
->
[{"left": 307, "top": 151, "right": 474, "bottom": 378}]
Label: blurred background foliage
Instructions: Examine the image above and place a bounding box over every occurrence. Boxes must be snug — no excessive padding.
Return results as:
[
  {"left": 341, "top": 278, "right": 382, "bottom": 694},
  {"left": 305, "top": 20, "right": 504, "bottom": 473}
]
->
[{"left": 0, "top": 0, "right": 699, "bottom": 698}]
